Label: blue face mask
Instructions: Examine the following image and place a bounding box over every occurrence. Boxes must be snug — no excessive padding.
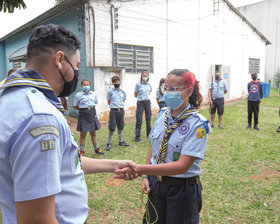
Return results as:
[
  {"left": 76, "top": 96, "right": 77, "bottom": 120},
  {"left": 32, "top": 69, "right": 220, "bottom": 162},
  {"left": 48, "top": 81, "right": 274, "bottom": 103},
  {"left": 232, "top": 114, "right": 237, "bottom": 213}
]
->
[
  {"left": 83, "top": 86, "right": 90, "bottom": 92},
  {"left": 164, "top": 91, "right": 183, "bottom": 109}
]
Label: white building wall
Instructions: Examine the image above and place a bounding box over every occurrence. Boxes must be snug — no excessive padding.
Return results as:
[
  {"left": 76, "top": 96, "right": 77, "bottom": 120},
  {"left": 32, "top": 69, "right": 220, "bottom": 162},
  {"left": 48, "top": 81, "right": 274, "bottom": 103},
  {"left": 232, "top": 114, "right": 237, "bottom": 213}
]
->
[{"left": 86, "top": 0, "right": 267, "bottom": 121}]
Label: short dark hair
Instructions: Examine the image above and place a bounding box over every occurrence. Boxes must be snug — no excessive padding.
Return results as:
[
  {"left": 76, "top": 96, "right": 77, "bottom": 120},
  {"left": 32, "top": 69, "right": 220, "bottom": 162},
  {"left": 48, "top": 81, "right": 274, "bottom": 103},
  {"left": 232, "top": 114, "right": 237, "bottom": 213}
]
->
[
  {"left": 111, "top": 75, "right": 120, "bottom": 83},
  {"left": 27, "top": 24, "right": 81, "bottom": 63},
  {"left": 81, "top": 79, "right": 91, "bottom": 85}
]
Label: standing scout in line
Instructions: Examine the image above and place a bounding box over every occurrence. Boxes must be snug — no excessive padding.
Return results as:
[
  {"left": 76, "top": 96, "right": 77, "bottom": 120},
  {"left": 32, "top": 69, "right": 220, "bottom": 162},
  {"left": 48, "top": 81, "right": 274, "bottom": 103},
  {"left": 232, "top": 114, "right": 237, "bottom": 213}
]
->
[
  {"left": 208, "top": 72, "right": 227, "bottom": 128},
  {"left": 156, "top": 78, "right": 166, "bottom": 109},
  {"left": 246, "top": 72, "right": 263, "bottom": 130},
  {"left": 134, "top": 70, "right": 152, "bottom": 142},
  {"left": 74, "top": 79, "right": 104, "bottom": 155},
  {"left": 106, "top": 76, "right": 130, "bottom": 151}
]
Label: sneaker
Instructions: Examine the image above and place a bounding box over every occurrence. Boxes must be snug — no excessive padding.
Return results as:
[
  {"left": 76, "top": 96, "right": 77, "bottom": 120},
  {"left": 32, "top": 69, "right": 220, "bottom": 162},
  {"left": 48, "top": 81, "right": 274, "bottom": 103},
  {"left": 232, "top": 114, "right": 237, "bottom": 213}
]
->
[
  {"left": 79, "top": 150, "right": 85, "bottom": 156},
  {"left": 135, "top": 138, "right": 143, "bottom": 143},
  {"left": 95, "top": 148, "right": 105, "bottom": 155},
  {"left": 218, "top": 125, "right": 224, "bottom": 129},
  {"left": 253, "top": 125, "right": 260, "bottom": 131},
  {"left": 277, "top": 126, "right": 280, "bottom": 132},
  {"left": 210, "top": 124, "right": 214, "bottom": 128},
  {"left": 245, "top": 124, "right": 251, "bottom": 129},
  {"left": 119, "top": 141, "right": 130, "bottom": 147},
  {"left": 106, "top": 143, "right": 112, "bottom": 151}
]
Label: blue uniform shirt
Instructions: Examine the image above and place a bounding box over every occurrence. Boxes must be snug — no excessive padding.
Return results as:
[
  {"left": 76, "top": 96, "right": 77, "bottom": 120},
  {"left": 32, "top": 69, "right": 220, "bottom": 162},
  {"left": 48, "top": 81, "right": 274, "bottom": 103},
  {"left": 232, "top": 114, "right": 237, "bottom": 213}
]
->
[
  {"left": 134, "top": 82, "right": 152, "bottom": 101},
  {"left": 107, "top": 87, "right": 127, "bottom": 108},
  {"left": 73, "top": 90, "right": 98, "bottom": 108},
  {"left": 156, "top": 88, "right": 164, "bottom": 102},
  {"left": 210, "top": 79, "right": 227, "bottom": 100},
  {"left": 149, "top": 105, "right": 208, "bottom": 178},
  {"left": 0, "top": 86, "right": 88, "bottom": 224}
]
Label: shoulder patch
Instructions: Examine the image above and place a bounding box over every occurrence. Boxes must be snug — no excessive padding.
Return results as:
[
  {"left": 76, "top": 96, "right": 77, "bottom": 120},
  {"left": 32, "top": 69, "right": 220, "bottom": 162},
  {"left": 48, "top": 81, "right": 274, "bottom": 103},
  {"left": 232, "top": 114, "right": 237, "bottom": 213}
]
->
[
  {"left": 196, "top": 128, "right": 206, "bottom": 139},
  {"left": 40, "top": 139, "right": 55, "bottom": 151},
  {"left": 30, "top": 125, "right": 60, "bottom": 138}
]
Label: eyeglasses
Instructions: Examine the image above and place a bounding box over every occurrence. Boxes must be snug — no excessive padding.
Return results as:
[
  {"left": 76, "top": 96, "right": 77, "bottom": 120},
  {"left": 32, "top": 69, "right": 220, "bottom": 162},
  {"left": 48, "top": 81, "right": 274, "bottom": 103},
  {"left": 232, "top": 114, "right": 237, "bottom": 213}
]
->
[{"left": 163, "top": 85, "right": 184, "bottom": 92}]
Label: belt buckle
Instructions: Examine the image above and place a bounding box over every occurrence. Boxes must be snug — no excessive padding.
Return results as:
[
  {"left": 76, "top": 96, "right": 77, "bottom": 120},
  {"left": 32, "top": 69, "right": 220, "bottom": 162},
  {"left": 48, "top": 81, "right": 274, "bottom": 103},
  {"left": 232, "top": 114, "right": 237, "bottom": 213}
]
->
[
  {"left": 196, "top": 177, "right": 199, "bottom": 184},
  {"left": 88, "top": 107, "right": 90, "bottom": 110},
  {"left": 157, "top": 176, "right": 162, "bottom": 182},
  {"left": 118, "top": 108, "right": 120, "bottom": 111}
]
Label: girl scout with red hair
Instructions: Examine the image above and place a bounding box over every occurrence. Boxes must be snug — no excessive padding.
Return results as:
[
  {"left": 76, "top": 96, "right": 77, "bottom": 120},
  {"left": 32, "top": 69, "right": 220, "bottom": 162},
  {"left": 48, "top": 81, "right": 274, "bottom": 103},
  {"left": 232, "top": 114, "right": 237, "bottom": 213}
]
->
[{"left": 137, "top": 69, "right": 209, "bottom": 224}]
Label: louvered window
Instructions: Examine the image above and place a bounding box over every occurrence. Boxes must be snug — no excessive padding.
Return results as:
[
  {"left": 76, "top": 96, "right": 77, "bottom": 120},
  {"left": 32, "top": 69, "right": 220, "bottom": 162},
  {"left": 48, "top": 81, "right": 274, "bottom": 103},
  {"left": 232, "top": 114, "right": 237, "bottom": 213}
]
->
[
  {"left": 249, "top": 58, "right": 260, "bottom": 74},
  {"left": 114, "top": 43, "right": 153, "bottom": 73}
]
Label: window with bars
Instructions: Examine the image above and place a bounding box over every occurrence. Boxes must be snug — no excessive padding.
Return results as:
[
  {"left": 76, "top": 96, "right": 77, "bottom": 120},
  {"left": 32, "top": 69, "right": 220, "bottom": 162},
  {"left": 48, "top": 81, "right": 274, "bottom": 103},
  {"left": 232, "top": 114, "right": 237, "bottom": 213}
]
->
[
  {"left": 13, "top": 61, "right": 21, "bottom": 69},
  {"left": 249, "top": 58, "right": 260, "bottom": 74},
  {"left": 113, "top": 43, "right": 153, "bottom": 73}
]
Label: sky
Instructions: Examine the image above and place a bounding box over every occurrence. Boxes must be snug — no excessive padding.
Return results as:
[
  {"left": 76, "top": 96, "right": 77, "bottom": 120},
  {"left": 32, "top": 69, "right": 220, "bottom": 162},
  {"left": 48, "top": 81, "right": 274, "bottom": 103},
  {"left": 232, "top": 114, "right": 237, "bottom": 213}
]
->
[
  {"left": 0, "top": 0, "right": 265, "bottom": 39},
  {"left": 0, "top": 0, "right": 54, "bottom": 38}
]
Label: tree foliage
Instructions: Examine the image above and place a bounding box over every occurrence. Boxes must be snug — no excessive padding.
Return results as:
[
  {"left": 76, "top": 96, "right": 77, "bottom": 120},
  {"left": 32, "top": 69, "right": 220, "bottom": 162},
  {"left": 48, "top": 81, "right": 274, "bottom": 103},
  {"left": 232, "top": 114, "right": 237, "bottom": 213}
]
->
[
  {"left": 54, "top": 0, "right": 64, "bottom": 5},
  {"left": 0, "top": 0, "right": 27, "bottom": 13}
]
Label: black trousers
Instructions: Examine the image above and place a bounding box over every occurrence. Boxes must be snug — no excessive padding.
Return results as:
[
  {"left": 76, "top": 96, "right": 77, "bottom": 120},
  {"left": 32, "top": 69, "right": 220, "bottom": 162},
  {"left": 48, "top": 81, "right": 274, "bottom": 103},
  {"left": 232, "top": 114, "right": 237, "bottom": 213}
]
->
[
  {"left": 247, "top": 101, "right": 260, "bottom": 125},
  {"left": 135, "top": 100, "right": 151, "bottom": 139}
]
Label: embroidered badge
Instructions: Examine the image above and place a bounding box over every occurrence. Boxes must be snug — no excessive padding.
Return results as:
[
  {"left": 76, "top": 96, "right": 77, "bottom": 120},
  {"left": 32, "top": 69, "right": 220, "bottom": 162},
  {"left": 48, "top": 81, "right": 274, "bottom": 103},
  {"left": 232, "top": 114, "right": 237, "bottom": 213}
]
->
[
  {"left": 75, "top": 151, "right": 81, "bottom": 169},
  {"left": 173, "top": 152, "right": 181, "bottom": 161},
  {"left": 40, "top": 139, "right": 55, "bottom": 151},
  {"left": 179, "top": 121, "right": 190, "bottom": 134},
  {"left": 196, "top": 129, "right": 206, "bottom": 139},
  {"left": 30, "top": 125, "right": 60, "bottom": 138}
]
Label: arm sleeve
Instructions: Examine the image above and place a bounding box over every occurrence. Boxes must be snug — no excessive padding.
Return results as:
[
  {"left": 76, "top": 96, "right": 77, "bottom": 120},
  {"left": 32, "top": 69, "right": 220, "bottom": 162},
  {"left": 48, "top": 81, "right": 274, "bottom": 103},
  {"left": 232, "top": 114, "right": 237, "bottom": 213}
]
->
[
  {"left": 73, "top": 93, "right": 79, "bottom": 107},
  {"left": 134, "top": 83, "right": 139, "bottom": 93},
  {"left": 123, "top": 90, "right": 127, "bottom": 101},
  {"left": 10, "top": 114, "right": 63, "bottom": 202},
  {"left": 224, "top": 82, "right": 228, "bottom": 91},
  {"left": 94, "top": 93, "right": 98, "bottom": 104},
  {"left": 106, "top": 90, "right": 111, "bottom": 100},
  {"left": 180, "top": 122, "right": 207, "bottom": 160}
]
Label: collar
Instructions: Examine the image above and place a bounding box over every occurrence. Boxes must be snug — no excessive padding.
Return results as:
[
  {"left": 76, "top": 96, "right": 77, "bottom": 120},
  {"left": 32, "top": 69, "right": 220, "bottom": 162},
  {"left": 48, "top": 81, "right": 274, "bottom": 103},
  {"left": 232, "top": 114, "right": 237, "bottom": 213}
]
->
[{"left": 168, "top": 104, "right": 195, "bottom": 121}]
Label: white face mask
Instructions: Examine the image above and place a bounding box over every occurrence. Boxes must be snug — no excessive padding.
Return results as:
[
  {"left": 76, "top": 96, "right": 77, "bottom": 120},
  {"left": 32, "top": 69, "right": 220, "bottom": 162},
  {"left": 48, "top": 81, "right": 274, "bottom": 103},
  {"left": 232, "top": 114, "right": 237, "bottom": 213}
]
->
[{"left": 142, "top": 77, "right": 148, "bottom": 82}]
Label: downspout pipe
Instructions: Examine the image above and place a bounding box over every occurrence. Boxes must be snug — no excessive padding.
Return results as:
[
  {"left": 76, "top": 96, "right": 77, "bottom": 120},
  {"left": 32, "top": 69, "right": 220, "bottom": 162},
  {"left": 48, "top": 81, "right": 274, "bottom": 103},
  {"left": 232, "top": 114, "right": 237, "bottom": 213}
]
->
[
  {"left": 110, "top": 5, "right": 115, "bottom": 67},
  {"left": 88, "top": 5, "right": 96, "bottom": 67}
]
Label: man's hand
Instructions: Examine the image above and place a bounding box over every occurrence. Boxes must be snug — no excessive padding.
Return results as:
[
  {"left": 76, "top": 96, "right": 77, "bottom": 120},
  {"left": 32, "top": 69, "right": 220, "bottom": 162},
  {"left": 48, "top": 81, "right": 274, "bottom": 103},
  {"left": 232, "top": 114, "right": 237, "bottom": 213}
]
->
[
  {"left": 114, "top": 160, "right": 138, "bottom": 180},
  {"left": 209, "top": 100, "right": 213, "bottom": 107}
]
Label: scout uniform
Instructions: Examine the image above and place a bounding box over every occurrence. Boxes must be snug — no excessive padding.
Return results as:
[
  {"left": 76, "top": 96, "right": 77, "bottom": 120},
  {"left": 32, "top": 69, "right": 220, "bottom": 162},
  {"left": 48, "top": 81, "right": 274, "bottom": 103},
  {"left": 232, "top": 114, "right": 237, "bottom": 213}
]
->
[
  {"left": 156, "top": 87, "right": 166, "bottom": 109},
  {"left": 134, "top": 81, "right": 152, "bottom": 141},
  {"left": 107, "top": 87, "right": 127, "bottom": 132},
  {"left": 73, "top": 90, "right": 100, "bottom": 132},
  {"left": 144, "top": 104, "right": 208, "bottom": 224},
  {"left": 0, "top": 68, "right": 88, "bottom": 223},
  {"left": 210, "top": 79, "right": 227, "bottom": 115}
]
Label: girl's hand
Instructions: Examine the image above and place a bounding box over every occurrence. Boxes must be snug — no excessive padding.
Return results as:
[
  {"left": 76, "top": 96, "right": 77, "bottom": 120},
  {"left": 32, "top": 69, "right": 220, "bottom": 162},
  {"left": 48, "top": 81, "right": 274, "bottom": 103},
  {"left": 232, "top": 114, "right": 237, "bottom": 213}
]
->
[{"left": 141, "top": 178, "right": 150, "bottom": 194}]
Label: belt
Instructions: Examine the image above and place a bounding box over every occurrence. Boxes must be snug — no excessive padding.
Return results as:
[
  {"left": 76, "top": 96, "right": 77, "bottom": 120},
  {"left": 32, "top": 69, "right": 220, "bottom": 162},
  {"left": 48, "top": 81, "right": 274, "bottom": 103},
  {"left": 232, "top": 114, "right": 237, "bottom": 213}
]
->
[
  {"left": 157, "top": 176, "right": 199, "bottom": 185},
  {"left": 111, "top": 108, "right": 123, "bottom": 110},
  {"left": 80, "top": 106, "right": 95, "bottom": 111}
]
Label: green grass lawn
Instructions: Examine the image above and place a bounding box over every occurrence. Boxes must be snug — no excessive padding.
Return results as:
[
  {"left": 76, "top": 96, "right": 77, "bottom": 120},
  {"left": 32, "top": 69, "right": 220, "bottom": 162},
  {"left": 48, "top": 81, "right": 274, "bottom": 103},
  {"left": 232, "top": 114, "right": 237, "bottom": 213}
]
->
[{"left": 1, "top": 89, "right": 279, "bottom": 223}]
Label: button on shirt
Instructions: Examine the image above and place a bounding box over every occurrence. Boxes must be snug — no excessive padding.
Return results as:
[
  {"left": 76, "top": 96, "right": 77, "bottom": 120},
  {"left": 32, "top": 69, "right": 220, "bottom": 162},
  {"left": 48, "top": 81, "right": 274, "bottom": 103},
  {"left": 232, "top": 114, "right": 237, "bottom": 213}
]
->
[
  {"left": 0, "top": 86, "right": 88, "bottom": 224},
  {"left": 107, "top": 87, "right": 127, "bottom": 109},
  {"left": 156, "top": 88, "right": 164, "bottom": 102},
  {"left": 149, "top": 105, "right": 208, "bottom": 178},
  {"left": 73, "top": 90, "right": 98, "bottom": 108},
  {"left": 134, "top": 82, "right": 152, "bottom": 101},
  {"left": 210, "top": 79, "right": 227, "bottom": 100}
]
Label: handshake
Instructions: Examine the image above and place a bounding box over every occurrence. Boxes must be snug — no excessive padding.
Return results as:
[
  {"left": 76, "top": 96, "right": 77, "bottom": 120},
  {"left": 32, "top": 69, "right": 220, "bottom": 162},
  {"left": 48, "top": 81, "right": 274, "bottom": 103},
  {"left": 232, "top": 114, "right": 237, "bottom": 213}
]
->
[{"left": 113, "top": 160, "right": 144, "bottom": 180}]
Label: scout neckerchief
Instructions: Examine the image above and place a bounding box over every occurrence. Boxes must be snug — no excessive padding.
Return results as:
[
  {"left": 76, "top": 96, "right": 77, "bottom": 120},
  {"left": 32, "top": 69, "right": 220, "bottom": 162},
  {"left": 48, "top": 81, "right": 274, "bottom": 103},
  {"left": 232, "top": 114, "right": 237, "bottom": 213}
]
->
[
  {"left": 156, "top": 106, "right": 198, "bottom": 164},
  {"left": 0, "top": 68, "right": 65, "bottom": 116}
]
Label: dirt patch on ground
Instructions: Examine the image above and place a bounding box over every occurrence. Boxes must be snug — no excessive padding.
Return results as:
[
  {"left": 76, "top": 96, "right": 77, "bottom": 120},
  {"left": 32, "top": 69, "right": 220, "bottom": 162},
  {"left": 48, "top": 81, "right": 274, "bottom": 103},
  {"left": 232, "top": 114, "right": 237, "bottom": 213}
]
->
[
  {"left": 249, "top": 167, "right": 280, "bottom": 183},
  {"left": 105, "top": 178, "right": 126, "bottom": 187}
]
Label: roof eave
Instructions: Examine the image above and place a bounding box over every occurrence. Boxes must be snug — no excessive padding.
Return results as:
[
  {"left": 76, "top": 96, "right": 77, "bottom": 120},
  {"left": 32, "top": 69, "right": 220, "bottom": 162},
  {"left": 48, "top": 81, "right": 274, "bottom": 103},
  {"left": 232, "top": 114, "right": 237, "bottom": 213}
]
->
[{"left": 0, "top": 0, "right": 83, "bottom": 42}]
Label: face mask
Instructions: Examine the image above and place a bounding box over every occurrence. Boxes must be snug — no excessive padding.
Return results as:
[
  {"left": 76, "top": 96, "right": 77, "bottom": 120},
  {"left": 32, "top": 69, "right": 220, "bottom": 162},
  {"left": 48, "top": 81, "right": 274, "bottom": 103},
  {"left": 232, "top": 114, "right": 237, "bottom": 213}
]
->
[
  {"left": 142, "top": 77, "right": 148, "bottom": 82},
  {"left": 114, "top": 83, "right": 120, "bottom": 88},
  {"left": 58, "top": 56, "right": 79, "bottom": 97},
  {"left": 164, "top": 91, "right": 184, "bottom": 109},
  {"left": 215, "top": 75, "right": 220, "bottom": 80},
  {"left": 252, "top": 76, "right": 257, "bottom": 81},
  {"left": 83, "top": 86, "right": 90, "bottom": 92}
]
